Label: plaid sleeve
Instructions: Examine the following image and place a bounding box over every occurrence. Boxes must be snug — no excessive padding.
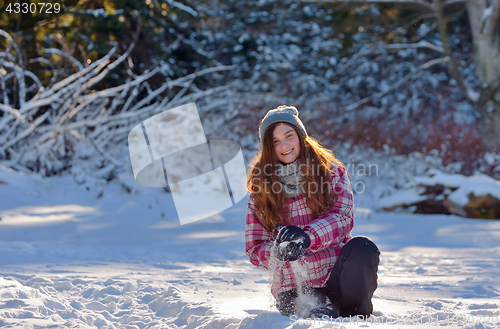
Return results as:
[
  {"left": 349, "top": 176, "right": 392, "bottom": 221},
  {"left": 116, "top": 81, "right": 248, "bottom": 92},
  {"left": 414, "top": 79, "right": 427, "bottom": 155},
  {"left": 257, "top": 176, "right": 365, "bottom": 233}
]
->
[
  {"left": 245, "top": 195, "right": 276, "bottom": 270},
  {"left": 304, "top": 165, "right": 354, "bottom": 252}
]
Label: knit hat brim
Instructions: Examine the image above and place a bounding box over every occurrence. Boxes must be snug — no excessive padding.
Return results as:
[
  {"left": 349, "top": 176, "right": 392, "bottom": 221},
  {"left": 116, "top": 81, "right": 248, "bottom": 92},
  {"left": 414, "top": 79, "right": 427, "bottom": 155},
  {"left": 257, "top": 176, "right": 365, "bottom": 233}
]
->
[{"left": 259, "top": 106, "right": 307, "bottom": 142}]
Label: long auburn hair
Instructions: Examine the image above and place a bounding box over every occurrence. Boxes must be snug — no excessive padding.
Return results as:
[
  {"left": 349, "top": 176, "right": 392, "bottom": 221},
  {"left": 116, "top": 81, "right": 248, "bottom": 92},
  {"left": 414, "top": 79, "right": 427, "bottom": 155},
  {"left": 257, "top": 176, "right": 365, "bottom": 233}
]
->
[{"left": 247, "top": 122, "right": 346, "bottom": 234}]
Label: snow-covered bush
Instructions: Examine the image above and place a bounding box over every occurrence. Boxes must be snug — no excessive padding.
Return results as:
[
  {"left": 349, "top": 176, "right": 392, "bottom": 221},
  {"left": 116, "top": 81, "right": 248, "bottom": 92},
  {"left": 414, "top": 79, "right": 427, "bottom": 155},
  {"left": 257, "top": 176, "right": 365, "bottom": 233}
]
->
[{"left": 0, "top": 29, "right": 238, "bottom": 194}]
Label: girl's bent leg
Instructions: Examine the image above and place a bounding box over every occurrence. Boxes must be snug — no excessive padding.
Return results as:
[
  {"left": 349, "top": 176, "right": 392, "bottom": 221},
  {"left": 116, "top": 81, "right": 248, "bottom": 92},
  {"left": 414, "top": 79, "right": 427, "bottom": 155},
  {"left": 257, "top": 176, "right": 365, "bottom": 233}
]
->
[{"left": 326, "top": 236, "right": 380, "bottom": 318}]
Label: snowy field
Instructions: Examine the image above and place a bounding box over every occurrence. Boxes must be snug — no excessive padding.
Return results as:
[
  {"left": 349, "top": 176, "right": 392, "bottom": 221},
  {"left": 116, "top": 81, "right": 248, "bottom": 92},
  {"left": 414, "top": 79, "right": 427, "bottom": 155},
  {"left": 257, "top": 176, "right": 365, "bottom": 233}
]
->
[{"left": 1, "top": 165, "right": 500, "bottom": 329}]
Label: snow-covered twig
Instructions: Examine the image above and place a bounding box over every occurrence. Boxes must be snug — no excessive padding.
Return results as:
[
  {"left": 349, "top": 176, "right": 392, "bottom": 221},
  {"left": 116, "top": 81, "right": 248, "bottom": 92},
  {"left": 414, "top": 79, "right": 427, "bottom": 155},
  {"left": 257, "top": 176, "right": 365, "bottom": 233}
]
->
[
  {"left": 43, "top": 48, "right": 84, "bottom": 71},
  {"left": 84, "top": 11, "right": 142, "bottom": 90},
  {"left": 0, "top": 30, "right": 23, "bottom": 66},
  {"left": 1, "top": 111, "right": 50, "bottom": 150},
  {"left": 75, "top": 33, "right": 95, "bottom": 51},
  {"left": 89, "top": 137, "right": 122, "bottom": 167},
  {"left": 28, "top": 57, "right": 59, "bottom": 87},
  {"left": 71, "top": 8, "right": 124, "bottom": 17},
  {"left": 23, "top": 71, "right": 43, "bottom": 92},
  {"left": 403, "top": 12, "right": 436, "bottom": 29},
  {"left": 385, "top": 41, "right": 444, "bottom": 53},
  {"left": 337, "top": 44, "right": 379, "bottom": 75},
  {"left": 167, "top": 27, "right": 214, "bottom": 59},
  {"left": 38, "top": 43, "right": 118, "bottom": 101},
  {"left": 0, "top": 104, "right": 25, "bottom": 121},
  {"left": 78, "top": 67, "right": 160, "bottom": 103},
  {"left": 165, "top": 0, "right": 200, "bottom": 17},
  {"left": 1, "top": 61, "right": 26, "bottom": 110},
  {"left": 413, "top": 23, "right": 437, "bottom": 41},
  {"left": 0, "top": 51, "right": 16, "bottom": 62}
]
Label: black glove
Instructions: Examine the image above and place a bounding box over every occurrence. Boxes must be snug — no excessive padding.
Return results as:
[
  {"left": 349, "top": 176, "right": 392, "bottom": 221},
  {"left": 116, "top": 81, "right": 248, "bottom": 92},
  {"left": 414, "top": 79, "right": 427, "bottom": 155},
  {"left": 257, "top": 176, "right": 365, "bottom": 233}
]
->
[{"left": 274, "top": 224, "right": 311, "bottom": 262}]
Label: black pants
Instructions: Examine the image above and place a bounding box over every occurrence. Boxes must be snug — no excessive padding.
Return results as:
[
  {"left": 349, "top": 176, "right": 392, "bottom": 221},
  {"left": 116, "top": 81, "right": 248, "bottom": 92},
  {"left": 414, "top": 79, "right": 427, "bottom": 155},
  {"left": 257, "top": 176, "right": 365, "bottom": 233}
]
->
[{"left": 275, "top": 236, "right": 380, "bottom": 318}]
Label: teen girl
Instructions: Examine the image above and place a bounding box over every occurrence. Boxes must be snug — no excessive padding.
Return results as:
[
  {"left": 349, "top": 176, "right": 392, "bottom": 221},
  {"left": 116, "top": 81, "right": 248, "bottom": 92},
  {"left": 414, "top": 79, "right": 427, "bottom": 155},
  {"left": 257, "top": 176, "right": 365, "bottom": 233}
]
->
[{"left": 245, "top": 106, "right": 380, "bottom": 318}]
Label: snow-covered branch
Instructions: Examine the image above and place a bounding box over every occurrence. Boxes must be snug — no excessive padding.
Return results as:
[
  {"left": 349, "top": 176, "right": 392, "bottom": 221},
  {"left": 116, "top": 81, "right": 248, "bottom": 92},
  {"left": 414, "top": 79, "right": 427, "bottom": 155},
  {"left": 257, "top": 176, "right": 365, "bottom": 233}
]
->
[
  {"left": 165, "top": 0, "right": 200, "bottom": 17},
  {"left": 337, "top": 44, "right": 378, "bottom": 75},
  {"left": 0, "top": 104, "right": 25, "bottom": 121},
  {"left": 88, "top": 137, "right": 121, "bottom": 167},
  {"left": 0, "top": 30, "right": 23, "bottom": 65},
  {"left": 345, "top": 57, "right": 449, "bottom": 111},
  {"left": 385, "top": 41, "right": 445, "bottom": 53},
  {"left": 1, "top": 112, "right": 50, "bottom": 150},
  {"left": 43, "top": 49, "right": 84, "bottom": 71},
  {"left": 0, "top": 27, "right": 239, "bottom": 185}
]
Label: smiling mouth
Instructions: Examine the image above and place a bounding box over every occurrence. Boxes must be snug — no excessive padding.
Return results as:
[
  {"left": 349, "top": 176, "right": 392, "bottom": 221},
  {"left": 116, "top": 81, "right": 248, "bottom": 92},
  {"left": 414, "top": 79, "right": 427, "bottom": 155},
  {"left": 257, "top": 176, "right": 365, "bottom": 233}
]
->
[{"left": 282, "top": 149, "right": 293, "bottom": 155}]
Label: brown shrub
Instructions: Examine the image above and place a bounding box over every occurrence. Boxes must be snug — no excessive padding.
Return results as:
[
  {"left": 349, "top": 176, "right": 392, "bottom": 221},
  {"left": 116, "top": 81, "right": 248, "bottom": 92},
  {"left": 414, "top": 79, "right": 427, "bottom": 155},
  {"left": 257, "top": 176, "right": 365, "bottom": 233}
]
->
[{"left": 308, "top": 112, "right": 489, "bottom": 177}]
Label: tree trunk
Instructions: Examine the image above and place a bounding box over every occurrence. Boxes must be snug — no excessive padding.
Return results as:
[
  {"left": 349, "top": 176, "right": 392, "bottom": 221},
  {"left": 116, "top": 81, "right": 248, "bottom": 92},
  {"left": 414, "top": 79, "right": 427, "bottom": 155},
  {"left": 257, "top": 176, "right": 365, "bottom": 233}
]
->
[{"left": 466, "top": 0, "right": 500, "bottom": 152}]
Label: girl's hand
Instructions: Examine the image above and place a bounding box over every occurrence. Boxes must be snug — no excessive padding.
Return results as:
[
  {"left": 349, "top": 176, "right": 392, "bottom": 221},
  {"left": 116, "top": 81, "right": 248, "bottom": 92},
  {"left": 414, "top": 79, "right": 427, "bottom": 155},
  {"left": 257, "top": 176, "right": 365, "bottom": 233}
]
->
[{"left": 274, "top": 224, "right": 311, "bottom": 261}]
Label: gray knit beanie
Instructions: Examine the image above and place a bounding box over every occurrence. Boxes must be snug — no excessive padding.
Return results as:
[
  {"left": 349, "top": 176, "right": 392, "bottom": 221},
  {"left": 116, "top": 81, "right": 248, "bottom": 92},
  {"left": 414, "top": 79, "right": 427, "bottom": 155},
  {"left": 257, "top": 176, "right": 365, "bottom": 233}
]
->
[{"left": 259, "top": 106, "right": 308, "bottom": 142}]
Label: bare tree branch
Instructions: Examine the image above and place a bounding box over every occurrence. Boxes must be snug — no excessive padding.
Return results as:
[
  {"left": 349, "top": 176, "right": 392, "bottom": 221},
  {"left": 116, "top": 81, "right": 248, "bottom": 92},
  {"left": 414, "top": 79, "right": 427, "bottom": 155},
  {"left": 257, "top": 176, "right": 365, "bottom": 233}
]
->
[
  {"left": 404, "top": 12, "right": 436, "bottom": 29},
  {"left": 0, "top": 30, "right": 23, "bottom": 66},
  {"left": 443, "top": 0, "right": 466, "bottom": 5},
  {"left": 301, "top": 0, "right": 434, "bottom": 11},
  {"left": 413, "top": 22, "right": 438, "bottom": 41},
  {"left": 28, "top": 57, "right": 58, "bottom": 87},
  {"left": 434, "top": 0, "right": 478, "bottom": 104},
  {"left": 485, "top": 0, "right": 500, "bottom": 39},
  {"left": 345, "top": 57, "right": 449, "bottom": 111}
]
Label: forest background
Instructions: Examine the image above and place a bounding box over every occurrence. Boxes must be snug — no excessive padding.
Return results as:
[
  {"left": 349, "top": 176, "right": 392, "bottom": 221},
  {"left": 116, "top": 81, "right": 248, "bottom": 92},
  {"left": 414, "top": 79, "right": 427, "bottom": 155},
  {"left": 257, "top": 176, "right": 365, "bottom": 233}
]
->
[{"left": 1, "top": 0, "right": 500, "bottom": 191}]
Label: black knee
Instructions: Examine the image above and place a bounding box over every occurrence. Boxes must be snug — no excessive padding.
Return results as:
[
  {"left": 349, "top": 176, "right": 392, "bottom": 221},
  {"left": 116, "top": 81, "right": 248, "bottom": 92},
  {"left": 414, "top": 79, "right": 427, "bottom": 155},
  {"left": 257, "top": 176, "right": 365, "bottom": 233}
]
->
[
  {"left": 341, "top": 236, "right": 380, "bottom": 268},
  {"left": 346, "top": 236, "right": 379, "bottom": 252}
]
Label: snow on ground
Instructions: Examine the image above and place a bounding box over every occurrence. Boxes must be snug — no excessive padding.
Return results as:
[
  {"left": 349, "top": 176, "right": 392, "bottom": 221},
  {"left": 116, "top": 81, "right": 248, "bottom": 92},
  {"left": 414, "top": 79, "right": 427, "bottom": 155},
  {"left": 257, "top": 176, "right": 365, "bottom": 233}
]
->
[{"left": 1, "top": 165, "right": 500, "bottom": 328}]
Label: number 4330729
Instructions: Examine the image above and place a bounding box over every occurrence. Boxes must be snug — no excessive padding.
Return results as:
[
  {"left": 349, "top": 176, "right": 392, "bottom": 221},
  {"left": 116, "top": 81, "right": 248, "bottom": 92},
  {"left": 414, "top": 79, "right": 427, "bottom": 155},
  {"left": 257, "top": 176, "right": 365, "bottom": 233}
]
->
[{"left": 5, "top": 2, "right": 61, "bottom": 14}]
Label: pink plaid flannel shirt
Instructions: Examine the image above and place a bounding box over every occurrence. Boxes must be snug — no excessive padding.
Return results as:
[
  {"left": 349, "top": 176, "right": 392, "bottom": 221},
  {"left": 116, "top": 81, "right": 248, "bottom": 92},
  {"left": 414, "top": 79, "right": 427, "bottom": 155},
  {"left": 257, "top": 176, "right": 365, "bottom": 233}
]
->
[{"left": 245, "top": 164, "right": 354, "bottom": 297}]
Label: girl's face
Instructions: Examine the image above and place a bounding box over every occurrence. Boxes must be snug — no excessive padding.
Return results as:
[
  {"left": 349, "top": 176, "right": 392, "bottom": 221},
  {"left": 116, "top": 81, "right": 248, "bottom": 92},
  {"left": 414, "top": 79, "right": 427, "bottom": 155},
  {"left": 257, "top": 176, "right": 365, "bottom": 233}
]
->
[{"left": 272, "top": 123, "right": 301, "bottom": 164}]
